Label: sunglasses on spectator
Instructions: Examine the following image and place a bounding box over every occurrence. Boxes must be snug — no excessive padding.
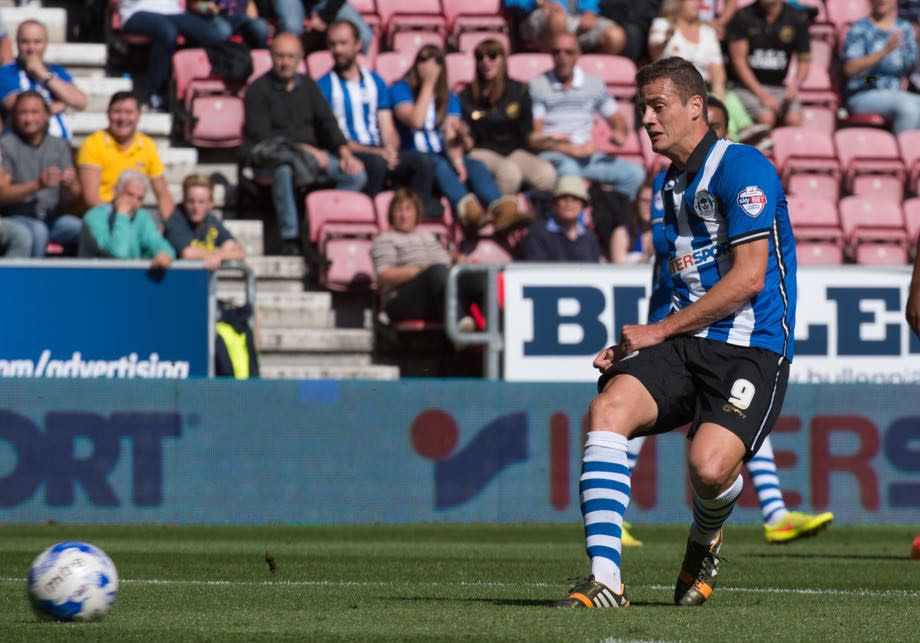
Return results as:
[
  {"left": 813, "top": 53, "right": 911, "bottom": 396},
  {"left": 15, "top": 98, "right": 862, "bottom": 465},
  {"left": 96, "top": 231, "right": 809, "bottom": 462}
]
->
[
  {"left": 475, "top": 51, "right": 501, "bottom": 62},
  {"left": 551, "top": 48, "right": 577, "bottom": 56}
]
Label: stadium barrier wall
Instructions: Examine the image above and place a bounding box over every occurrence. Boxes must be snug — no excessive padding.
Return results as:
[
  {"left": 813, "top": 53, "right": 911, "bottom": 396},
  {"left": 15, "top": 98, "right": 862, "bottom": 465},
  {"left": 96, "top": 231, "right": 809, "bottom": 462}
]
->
[{"left": 1, "top": 379, "right": 918, "bottom": 525}]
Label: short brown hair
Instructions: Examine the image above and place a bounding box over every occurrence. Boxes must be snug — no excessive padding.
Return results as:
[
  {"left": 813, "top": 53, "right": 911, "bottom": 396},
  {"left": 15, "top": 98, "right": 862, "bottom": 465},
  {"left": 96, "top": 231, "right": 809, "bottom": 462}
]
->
[
  {"left": 182, "top": 173, "right": 213, "bottom": 198},
  {"left": 387, "top": 188, "right": 423, "bottom": 227},
  {"left": 636, "top": 57, "right": 708, "bottom": 113}
]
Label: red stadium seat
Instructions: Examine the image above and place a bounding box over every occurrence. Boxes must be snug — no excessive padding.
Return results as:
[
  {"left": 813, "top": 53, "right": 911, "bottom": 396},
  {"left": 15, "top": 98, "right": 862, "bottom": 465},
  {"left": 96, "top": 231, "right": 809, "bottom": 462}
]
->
[
  {"left": 800, "top": 104, "right": 836, "bottom": 134},
  {"left": 306, "top": 190, "right": 380, "bottom": 291},
  {"left": 838, "top": 196, "right": 908, "bottom": 260},
  {"left": 392, "top": 30, "right": 446, "bottom": 57},
  {"left": 851, "top": 175, "right": 905, "bottom": 202},
  {"left": 897, "top": 130, "right": 920, "bottom": 195},
  {"left": 445, "top": 52, "right": 475, "bottom": 90},
  {"left": 834, "top": 128, "right": 905, "bottom": 192},
  {"left": 186, "top": 95, "right": 245, "bottom": 148},
  {"left": 462, "top": 238, "right": 513, "bottom": 263},
  {"left": 442, "top": 0, "right": 508, "bottom": 39},
  {"left": 826, "top": 0, "right": 870, "bottom": 34},
  {"left": 171, "top": 49, "right": 213, "bottom": 104},
  {"left": 796, "top": 241, "right": 845, "bottom": 265},
  {"left": 903, "top": 197, "right": 920, "bottom": 244},
  {"left": 854, "top": 243, "right": 908, "bottom": 265},
  {"left": 640, "top": 127, "right": 670, "bottom": 178},
  {"left": 771, "top": 126, "right": 840, "bottom": 184},
  {"left": 786, "top": 195, "right": 845, "bottom": 247},
  {"left": 592, "top": 113, "right": 644, "bottom": 169},
  {"left": 577, "top": 54, "right": 637, "bottom": 101},
  {"left": 374, "top": 51, "right": 415, "bottom": 84},
  {"left": 306, "top": 189, "right": 378, "bottom": 243},
  {"left": 457, "top": 31, "right": 511, "bottom": 54},
  {"left": 785, "top": 173, "right": 841, "bottom": 201},
  {"left": 507, "top": 53, "right": 552, "bottom": 83},
  {"left": 375, "top": 0, "right": 447, "bottom": 49}
]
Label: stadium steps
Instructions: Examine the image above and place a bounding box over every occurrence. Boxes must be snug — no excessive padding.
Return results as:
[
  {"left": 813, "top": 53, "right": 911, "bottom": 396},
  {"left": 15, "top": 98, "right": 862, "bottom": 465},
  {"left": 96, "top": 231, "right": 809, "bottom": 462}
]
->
[
  {"left": 46, "top": 42, "right": 107, "bottom": 69},
  {"left": 259, "top": 351, "right": 373, "bottom": 367},
  {"left": 259, "top": 327, "right": 373, "bottom": 352},
  {"left": 1, "top": 6, "right": 67, "bottom": 43},
  {"left": 260, "top": 363, "right": 399, "bottom": 379}
]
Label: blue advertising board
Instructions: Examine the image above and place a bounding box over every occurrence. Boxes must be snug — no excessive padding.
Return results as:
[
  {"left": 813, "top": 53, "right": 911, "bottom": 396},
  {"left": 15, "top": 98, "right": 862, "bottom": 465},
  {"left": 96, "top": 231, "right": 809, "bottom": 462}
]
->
[
  {"left": 0, "top": 261, "right": 212, "bottom": 378},
  {"left": 0, "top": 380, "right": 918, "bottom": 525}
]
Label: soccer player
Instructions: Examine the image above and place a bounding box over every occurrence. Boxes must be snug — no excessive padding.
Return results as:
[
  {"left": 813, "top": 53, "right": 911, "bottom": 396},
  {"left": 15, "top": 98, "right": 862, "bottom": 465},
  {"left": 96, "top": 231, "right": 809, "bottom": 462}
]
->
[
  {"left": 556, "top": 56, "right": 797, "bottom": 609},
  {"left": 621, "top": 96, "right": 833, "bottom": 548}
]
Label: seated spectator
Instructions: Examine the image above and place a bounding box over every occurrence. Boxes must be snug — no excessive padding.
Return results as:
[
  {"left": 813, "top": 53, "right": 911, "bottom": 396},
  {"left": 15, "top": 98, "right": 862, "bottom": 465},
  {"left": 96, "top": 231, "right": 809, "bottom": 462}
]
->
[
  {"left": 597, "top": 0, "right": 662, "bottom": 61},
  {"left": 0, "top": 217, "right": 31, "bottom": 257},
  {"left": 648, "top": 0, "right": 758, "bottom": 142},
  {"left": 317, "top": 20, "right": 438, "bottom": 216},
  {"left": 272, "top": 0, "right": 372, "bottom": 54},
  {"left": 726, "top": 0, "right": 810, "bottom": 128},
  {"left": 243, "top": 33, "right": 366, "bottom": 256},
  {"left": 77, "top": 91, "right": 175, "bottom": 224},
  {"left": 507, "top": 0, "right": 628, "bottom": 55},
  {"left": 610, "top": 182, "right": 652, "bottom": 264},
  {"left": 843, "top": 0, "right": 920, "bottom": 134},
  {"left": 187, "top": 0, "right": 269, "bottom": 49},
  {"left": 458, "top": 39, "right": 556, "bottom": 204},
  {"left": 0, "top": 15, "right": 12, "bottom": 67},
  {"left": 0, "top": 91, "right": 83, "bottom": 257},
  {"left": 165, "top": 173, "right": 246, "bottom": 270},
  {"left": 118, "top": 0, "right": 229, "bottom": 111},
  {"left": 520, "top": 175, "right": 601, "bottom": 262},
  {"left": 79, "top": 169, "right": 174, "bottom": 269},
  {"left": 529, "top": 33, "right": 645, "bottom": 209},
  {"left": 0, "top": 20, "right": 87, "bottom": 140},
  {"left": 391, "top": 45, "right": 520, "bottom": 230},
  {"left": 371, "top": 188, "right": 480, "bottom": 327}
]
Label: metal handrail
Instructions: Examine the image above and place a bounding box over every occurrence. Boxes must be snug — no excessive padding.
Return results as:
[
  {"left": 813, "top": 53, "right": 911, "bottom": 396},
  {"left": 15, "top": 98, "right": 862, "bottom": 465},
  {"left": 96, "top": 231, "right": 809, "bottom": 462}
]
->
[
  {"left": 446, "top": 263, "right": 505, "bottom": 380},
  {"left": 215, "top": 260, "right": 257, "bottom": 315}
]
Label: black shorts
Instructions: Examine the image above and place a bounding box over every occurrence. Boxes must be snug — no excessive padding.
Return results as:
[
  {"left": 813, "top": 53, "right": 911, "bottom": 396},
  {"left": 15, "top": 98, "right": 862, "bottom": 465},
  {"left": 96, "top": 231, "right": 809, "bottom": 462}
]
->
[{"left": 597, "top": 336, "right": 790, "bottom": 460}]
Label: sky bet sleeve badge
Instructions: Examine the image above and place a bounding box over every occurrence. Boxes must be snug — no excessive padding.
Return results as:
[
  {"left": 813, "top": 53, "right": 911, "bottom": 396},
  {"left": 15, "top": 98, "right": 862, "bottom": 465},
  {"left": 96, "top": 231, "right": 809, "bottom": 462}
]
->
[{"left": 737, "top": 186, "right": 767, "bottom": 217}]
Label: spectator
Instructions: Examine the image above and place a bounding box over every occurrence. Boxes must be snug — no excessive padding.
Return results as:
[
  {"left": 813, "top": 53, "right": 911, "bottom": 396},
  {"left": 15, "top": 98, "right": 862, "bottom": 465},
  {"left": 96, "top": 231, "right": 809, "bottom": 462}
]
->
[
  {"left": 529, "top": 32, "right": 645, "bottom": 207},
  {"left": 843, "top": 0, "right": 920, "bottom": 134},
  {"left": 390, "top": 45, "right": 520, "bottom": 230},
  {"left": 458, "top": 38, "right": 556, "bottom": 200},
  {"left": 647, "top": 1, "right": 759, "bottom": 142},
  {"left": 118, "top": 0, "right": 229, "bottom": 111},
  {"left": 79, "top": 169, "right": 175, "bottom": 269},
  {"left": 597, "top": 0, "right": 663, "bottom": 61},
  {"left": 77, "top": 91, "right": 175, "bottom": 224},
  {"left": 243, "top": 33, "right": 365, "bottom": 256},
  {"left": 317, "top": 20, "right": 438, "bottom": 216},
  {"left": 507, "top": 0, "right": 629, "bottom": 56},
  {"left": 0, "top": 91, "right": 83, "bottom": 257},
  {"left": 520, "top": 175, "right": 601, "bottom": 262},
  {"left": 610, "top": 182, "right": 652, "bottom": 264},
  {"left": 0, "top": 15, "right": 12, "bottom": 67},
  {"left": 698, "top": 0, "right": 737, "bottom": 37},
  {"left": 371, "top": 188, "right": 479, "bottom": 327},
  {"left": 0, "top": 217, "right": 31, "bottom": 257},
  {"left": 272, "top": 0, "right": 372, "bottom": 54},
  {"left": 165, "top": 173, "right": 246, "bottom": 270},
  {"left": 726, "top": 0, "right": 811, "bottom": 128},
  {"left": 0, "top": 20, "right": 87, "bottom": 140},
  {"left": 187, "top": 0, "right": 269, "bottom": 49}
]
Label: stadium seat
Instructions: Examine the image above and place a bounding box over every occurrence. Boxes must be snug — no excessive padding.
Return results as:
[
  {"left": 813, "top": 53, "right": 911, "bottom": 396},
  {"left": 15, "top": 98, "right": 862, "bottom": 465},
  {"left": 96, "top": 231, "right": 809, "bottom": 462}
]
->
[
  {"left": 577, "top": 54, "right": 637, "bottom": 101},
  {"left": 305, "top": 190, "right": 380, "bottom": 291},
  {"left": 639, "top": 129, "right": 670, "bottom": 178},
  {"left": 374, "top": 50, "right": 415, "bottom": 84},
  {"left": 802, "top": 1, "right": 836, "bottom": 47},
  {"left": 771, "top": 126, "right": 840, "bottom": 184},
  {"left": 809, "top": 38, "right": 834, "bottom": 72},
  {"left": 507, "top": 53, "right": 552, "bottom": 83},
  {"left": 838, "top": 196, "right": 908, "bottom": 261},
  {"left": 592, "top": 113, "right": 644, "bottom": 169},
  {"left": 461, "top": 237, "right": 513, "bottom": 263},
  {"left": 445, "top": 52, "right": 475, "bottom": 90},
  {"left": 456, "top": 31, "right": 511, "bottom": 54},
  {"left": 785, "top": 173, "right": 841, "bottom": 201},
  {"left": 796, "top": 241, "right": 845, "bottom": 265},
  {"left": 375, "top": 0, "right": 447, "bottom": 50},
  {"left": 800, "top": 104, "right": 836, "bottom": 134},
  {"left": 897, "top": 130, "right": 920, "bottom": 195},
  {"left": 834, "top": 127, "right": 905, "bottom": 192},
  {"left": 902, "top": 197, "right": 920, "bottom": 245},
  {"left": 854, "top": 243, "right": 909, "bottom": 265},
  {"left": 786, "top": 195, "right": 844, "bottom": 247},
  {"left": 171, "top": 49, "right": 247, "bottom": 148},
  {"left": 442, "top": 0, "right": 508, "bottom": 50},
  {"left": 350, "top": 0, "right": 383, "bottom": 48},
  {"left": 826, "top": 0, "right": 870, "bottom": 35},
  {"left": 391, "top": 30, "right": 446, "bottom": 57},
  {"left": 851, "top": 175, "right": 905, "bottom": 202}
]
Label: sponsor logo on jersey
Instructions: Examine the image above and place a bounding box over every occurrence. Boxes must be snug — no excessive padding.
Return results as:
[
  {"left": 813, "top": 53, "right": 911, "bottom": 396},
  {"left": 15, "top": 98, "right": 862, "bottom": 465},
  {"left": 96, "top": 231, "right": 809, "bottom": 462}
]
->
[
  {"left": 737, "top": 185, "right": 767, "bottom": 217},
  {"left": 668, "top": 241, "right": 729, "bottom": 275},
  {"left": 693, "top": 189, "right": 718, "bottom": 221}
]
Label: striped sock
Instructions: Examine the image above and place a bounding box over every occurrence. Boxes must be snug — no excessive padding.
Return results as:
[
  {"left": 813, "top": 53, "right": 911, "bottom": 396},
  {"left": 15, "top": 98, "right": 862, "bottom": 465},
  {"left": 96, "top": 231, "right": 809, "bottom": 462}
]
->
[
  {"left": 689, "top": 474, "right": 743, "bottom": 545},
  {"left": 747, "top": 436, "right": 789, "bottom": 527},
  {"left": 581, "top": 431, "right": 631, "bottom": 590},
  {"left": 626, "top": 436, "right": 645, "bottom": 471}
]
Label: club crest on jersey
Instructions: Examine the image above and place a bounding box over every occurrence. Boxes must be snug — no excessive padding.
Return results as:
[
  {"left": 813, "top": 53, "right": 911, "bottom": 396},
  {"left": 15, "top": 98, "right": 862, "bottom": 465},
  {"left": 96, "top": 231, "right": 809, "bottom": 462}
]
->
[
  {"left": 693, "top": 189, "right": 718, "bottom": 220},
  {"left": 737, "top": 186, "right": 767, "bottom": 217}
]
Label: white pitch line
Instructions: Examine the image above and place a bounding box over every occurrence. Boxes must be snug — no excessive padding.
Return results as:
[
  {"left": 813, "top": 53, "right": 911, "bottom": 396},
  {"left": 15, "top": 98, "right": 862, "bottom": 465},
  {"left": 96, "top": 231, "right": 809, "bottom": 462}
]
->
[{"left": 5, "top": 577, "right": 920, "bottom": 598}]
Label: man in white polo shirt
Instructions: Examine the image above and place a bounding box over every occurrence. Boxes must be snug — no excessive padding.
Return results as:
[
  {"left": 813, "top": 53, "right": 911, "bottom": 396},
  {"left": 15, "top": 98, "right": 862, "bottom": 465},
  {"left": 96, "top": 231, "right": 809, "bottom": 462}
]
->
[{"left": 529, "top": 32, "right": 645, "bottom": 205}]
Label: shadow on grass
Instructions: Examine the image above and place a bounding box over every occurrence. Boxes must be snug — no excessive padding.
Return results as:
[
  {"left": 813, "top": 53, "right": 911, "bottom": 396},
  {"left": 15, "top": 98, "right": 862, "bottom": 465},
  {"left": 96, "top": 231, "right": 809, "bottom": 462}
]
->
[
  {"left": 746, "top": 551, "right": 906, "bottom": 562},
  {"left": 390, "top": 596, "right": 675, "bottom": 608}
]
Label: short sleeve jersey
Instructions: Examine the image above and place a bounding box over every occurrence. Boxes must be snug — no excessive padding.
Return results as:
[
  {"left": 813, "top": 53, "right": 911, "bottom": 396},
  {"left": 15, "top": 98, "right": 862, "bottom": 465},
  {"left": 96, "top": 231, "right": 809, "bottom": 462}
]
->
[
  {"left": 316, "top": 67, "right": 390, "bottom": 147},
  {"left": 389, "top": 80, "right": 461, "bottom": 153},
  {"left": 76, "top": 130, "right": 165, "bottom": 203},
  {"left": 0, "top": 62, "right": 75, "bottom": 139},
  {"left": 843, "top": 17, "right": 917, "bottom": 96},
  {"left": 659, "top": 130, "right": 797, "bottom": 360},
  {"left": 726, "top": 3, "right": 811, "bottom": 87}
]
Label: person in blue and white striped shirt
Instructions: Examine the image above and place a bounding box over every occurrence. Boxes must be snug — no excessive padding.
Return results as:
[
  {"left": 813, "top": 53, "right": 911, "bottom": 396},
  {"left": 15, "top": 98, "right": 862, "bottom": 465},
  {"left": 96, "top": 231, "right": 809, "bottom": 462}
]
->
[
  {"left": 317, "top": 21, "right": 439, "bottom": 217},
  {"left": 556, "top": 57, "right": 797, "bottom": 611}
]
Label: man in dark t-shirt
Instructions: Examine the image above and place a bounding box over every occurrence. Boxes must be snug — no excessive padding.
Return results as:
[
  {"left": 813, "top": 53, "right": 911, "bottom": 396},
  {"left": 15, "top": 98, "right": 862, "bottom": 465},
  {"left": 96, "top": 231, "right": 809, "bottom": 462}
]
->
[
  {"left": 165, "top": 173, "right": 246, "bottom": 271},
  {"left": 726, "top": 0, "right": 810, "bottom": 127}
]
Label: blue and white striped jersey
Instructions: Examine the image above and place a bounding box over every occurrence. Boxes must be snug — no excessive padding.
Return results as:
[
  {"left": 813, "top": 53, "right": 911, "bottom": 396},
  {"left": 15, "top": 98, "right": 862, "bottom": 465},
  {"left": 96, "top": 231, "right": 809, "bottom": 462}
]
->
[
  {"left": 657, "top": 130, "right": 797, "bottom": 360},
  {"left": 647, "top": 170, "right": 671, "bottom": 325},
  {"left": 316, "top": 67, "right": 390, "bottom": 147},
  {"left": 389, "top": 80, "right": 461, "bottom": 153}
]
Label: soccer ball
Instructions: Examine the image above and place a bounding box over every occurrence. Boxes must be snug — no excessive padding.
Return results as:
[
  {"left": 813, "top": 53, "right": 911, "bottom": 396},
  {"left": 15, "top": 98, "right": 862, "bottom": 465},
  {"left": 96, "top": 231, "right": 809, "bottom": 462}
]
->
[{"left": 27, "top": 541, "right": 119, "bottom": 621}]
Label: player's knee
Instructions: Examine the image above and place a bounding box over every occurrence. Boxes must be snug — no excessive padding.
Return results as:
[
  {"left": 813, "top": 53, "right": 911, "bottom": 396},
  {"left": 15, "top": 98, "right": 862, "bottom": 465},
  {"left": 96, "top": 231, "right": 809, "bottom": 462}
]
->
[{"left": 689, "top": 458, "right": 737, "bottom": 497}]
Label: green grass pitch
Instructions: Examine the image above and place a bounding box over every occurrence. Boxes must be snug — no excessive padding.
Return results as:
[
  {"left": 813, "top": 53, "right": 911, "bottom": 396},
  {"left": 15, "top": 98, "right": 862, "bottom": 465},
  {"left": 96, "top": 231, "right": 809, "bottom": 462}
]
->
[{"left": 2, "top": 524, "right": 920, "bottom": 641}]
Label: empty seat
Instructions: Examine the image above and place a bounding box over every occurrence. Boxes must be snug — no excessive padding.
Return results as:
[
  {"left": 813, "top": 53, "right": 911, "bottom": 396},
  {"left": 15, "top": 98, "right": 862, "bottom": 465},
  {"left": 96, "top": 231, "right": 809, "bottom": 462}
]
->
[
  {"left": 325, "top": 237, "right": 378, "bottom": 290},
  {"left": 834, "top": 127, "right": 905, "bottom": 192},
  {"left": 442, "top": 0, "right": 508, "bottom": 45},
  {"left": 592, "top": 114, "right": 643, "bottom": 168},
  {"left": 838, "top": 196, "right": 908, "bottom": 259},
  {"left": 374, "top": 50, "right": 415, "bottom": 84},
  {"left": 171, "top": 49, "right": 213, "bottom": 105},
  {"left": 854, "top": 243, "right": 908, "bottom": 265},
  {"left": 375, "top": 0, "right": 447, "bottom": 49},
  {"left": 306, "top": 190, "right": 380, "bottom": 291},
  {"left": 462, "top": 237, "right": 513, "bottom": 263},
  {"left": 445, "top": 52, "right": 475, "bottom": 90},
  {"left": 507, "top": 53, "right": 552, "bottom": 83},
  {"left": 785, "top": 173, "right": 841, "bottom": 201},
  {"left": 185, "top": 95, "right": 245, "bottom": 147},
  {"left": 797, "top": 241, "right": 845, "bottom": 265},
  {"left": 800, "top": 104, "right": 836, "bottom": 134},
  {"left": 457, "top": 30, "right": 511, "bottom": 54},
  {"left": 786, "top": 195, "right": 844, "bottom": 246},
  {"left": 898, "top": 130, "right": 920, "bottom": 194},
  {"left": 903, "top": 197, "right": 920, "bottom": 244},
  {"left": 771, "top": 126, "right": 840, "bottom": 183},
  {"left": 391, "top": 30, "right": 446, "bottom": 56},
  {"left": 577, "top": 54, "right": 637, "bottom": 100},
  {"left": 851, "top": 175, "right": 904, "bottom": 202},
  {"left": 826, "top": 0, "right": 870, "bottom": 33}
]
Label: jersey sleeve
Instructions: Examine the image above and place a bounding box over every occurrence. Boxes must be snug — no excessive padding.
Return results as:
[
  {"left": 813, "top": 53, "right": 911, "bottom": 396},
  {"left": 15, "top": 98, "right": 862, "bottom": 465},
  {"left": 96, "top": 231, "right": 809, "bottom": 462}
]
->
[
  {"left": 447, "top": 91, "right": 461, "bottom": 118},
  {"left": 316, "top": 72, "right": 333, "bottom": 105},
  {"left": 389, "top": 80, "right": 413, "bottom": 108},
  {"left": 650, "top": 170, "right": 666, "bottom": 223},
  {"left": 715, "top": 147, "right": 781, "bottom": 246},
  {"left": 372, "top": 72, "right": 391, "bottom": 110},
  {"left": 75, "top": 132, "right": 102, "bottom": 168}
]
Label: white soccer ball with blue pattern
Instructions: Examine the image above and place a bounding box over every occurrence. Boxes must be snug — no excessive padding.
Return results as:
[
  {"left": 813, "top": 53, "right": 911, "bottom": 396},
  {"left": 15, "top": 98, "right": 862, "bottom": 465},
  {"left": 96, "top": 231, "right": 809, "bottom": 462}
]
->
[{"left": 27, "top": 541, "right": 118, "bottom": 621}]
